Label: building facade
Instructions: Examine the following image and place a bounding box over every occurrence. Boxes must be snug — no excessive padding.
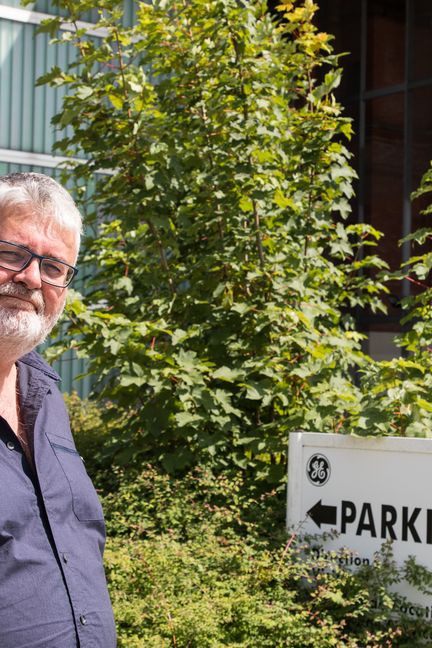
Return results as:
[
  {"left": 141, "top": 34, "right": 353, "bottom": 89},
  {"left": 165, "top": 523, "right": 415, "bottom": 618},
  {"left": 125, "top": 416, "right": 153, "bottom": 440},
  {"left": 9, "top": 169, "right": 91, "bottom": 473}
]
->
[{"left": 316, "top": 0, "right": 432, "bottom": 359}]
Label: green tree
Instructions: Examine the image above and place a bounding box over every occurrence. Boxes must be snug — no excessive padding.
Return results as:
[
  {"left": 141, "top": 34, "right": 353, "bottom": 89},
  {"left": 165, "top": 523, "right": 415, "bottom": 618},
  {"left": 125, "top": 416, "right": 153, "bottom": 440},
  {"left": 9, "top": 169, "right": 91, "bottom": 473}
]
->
[{"left": 37, "top": 0, "right": 387, "bottom": 482}]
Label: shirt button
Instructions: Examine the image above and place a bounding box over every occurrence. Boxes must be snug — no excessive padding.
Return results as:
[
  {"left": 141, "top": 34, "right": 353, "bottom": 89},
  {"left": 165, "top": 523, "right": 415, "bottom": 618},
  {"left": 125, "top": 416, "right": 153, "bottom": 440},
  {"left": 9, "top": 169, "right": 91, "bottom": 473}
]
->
[
  {"left": 62, "top": 553, "right": 69, "bottom": 564},
  {"left": 6, "top": 441, "right": 15, "bottom": 451},
  {"left": 79, "top": 615, "right": 87, "bottom": 626}
]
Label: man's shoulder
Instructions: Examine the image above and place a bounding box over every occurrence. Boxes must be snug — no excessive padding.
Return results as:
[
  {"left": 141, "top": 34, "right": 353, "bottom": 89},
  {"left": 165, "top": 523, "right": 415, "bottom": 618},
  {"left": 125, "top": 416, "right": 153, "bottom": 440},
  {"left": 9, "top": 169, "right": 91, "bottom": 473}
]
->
[{"left": 17, "top": 351, "right": 61, "bottom": 382}]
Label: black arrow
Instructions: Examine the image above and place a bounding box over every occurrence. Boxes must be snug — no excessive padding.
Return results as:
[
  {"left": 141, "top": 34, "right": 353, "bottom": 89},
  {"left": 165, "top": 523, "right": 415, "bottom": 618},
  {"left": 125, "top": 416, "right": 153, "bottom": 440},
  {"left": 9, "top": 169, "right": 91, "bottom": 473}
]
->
[{"left": 307, "top": 500, "right": 337, "bottom": 528}]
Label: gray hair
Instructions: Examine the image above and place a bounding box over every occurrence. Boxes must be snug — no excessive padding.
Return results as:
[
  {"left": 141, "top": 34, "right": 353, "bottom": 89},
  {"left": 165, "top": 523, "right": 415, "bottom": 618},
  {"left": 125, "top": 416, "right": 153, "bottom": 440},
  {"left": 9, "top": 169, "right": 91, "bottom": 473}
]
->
[{"left": 0, "top": 172, "right": 83, "bottom": 245}]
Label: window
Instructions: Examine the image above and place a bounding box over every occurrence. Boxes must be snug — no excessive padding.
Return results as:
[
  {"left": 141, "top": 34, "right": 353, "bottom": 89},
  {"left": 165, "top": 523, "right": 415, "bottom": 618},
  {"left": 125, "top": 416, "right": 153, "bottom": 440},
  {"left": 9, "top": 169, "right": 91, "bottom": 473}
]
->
[{"left": 316, "top": 0, "right": 432, "bottom": 357}]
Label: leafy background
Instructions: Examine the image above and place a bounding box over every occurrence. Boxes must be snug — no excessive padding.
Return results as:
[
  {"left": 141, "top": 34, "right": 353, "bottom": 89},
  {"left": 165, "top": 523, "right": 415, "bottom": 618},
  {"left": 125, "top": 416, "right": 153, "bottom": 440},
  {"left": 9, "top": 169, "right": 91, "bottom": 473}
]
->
[{"left": 31, "top": 0, "right": 432, "bottom": 643}]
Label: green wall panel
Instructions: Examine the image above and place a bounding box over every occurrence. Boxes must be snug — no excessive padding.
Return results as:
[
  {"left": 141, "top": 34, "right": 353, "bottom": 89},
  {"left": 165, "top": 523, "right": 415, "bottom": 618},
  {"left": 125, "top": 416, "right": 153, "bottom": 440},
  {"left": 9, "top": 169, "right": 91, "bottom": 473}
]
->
[{"left": 0, "top": 20, "right": 76, "bottom": 153}]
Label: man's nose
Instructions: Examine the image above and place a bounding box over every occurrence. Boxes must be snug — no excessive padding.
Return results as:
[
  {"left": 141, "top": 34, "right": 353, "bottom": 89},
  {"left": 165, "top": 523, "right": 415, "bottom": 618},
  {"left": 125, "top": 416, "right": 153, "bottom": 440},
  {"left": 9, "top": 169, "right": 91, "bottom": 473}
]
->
[{"left": 12, "top": 258, "right": 43, "bottom": 290}]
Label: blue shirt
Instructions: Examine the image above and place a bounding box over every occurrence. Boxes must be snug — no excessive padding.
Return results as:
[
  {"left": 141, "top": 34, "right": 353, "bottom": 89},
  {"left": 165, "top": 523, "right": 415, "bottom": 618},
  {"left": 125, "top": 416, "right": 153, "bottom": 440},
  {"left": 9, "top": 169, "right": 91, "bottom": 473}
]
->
[{"left": 0, "top": 351, "right": 116, "bottom": 648}]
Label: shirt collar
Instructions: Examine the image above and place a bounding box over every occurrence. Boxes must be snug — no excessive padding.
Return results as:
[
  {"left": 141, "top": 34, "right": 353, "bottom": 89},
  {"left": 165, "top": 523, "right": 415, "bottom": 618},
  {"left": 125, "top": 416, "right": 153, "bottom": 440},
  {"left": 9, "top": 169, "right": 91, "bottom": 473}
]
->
[{"left": 17, "top": 351, "right": 60, "bottom": 382}]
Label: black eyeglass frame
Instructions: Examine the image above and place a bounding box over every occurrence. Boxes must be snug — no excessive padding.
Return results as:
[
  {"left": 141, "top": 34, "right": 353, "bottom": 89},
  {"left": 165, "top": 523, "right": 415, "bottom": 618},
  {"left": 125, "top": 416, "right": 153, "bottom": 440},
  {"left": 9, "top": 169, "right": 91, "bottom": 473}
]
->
[{"left": 0, "top": 239, "right": 78, "bottom": 288}]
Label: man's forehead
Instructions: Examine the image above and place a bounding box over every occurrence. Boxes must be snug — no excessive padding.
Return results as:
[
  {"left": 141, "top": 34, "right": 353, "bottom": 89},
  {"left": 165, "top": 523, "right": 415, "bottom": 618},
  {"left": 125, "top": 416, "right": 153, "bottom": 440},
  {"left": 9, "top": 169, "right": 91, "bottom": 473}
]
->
[{"left": 0, "top": 207, "right": 79, "bottom": 260}]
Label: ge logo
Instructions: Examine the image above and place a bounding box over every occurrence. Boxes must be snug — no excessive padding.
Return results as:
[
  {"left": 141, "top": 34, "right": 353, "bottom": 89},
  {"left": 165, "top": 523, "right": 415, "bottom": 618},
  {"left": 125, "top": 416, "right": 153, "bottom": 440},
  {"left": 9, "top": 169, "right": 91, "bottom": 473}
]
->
[{"left": 306, "top": 453, "right": 330, "bottom": 486}]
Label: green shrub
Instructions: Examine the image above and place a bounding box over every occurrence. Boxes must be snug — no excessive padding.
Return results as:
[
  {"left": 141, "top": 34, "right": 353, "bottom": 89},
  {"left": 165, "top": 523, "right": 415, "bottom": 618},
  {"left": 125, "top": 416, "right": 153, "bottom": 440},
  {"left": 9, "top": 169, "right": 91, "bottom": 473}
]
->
[
  {"left": 106, "top": 536, "right": 398, "bottom": 648},
  {"left": 101, "top": 466, "right": 431, "bottom": 647},
  {"left": 101, "top": 464, "right": 284, "bottom": 543},
  {"left": 64, "top": 399, "right": 432, "bottom": 646}
]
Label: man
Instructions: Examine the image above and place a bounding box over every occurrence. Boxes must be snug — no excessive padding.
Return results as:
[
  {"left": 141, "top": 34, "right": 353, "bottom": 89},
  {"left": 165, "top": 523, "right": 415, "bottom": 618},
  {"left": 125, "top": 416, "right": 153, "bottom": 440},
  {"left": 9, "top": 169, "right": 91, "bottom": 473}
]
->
[{"left": 0, "top": 172, "right": 116, "bottom": 648}]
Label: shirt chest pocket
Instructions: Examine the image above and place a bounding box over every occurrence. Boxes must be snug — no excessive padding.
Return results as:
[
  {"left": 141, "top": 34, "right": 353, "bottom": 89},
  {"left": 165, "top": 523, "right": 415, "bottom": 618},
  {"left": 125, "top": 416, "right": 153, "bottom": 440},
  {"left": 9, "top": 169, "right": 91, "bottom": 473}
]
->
[{"left": 47, "top": 436, "right": 104, "bottom": 522}]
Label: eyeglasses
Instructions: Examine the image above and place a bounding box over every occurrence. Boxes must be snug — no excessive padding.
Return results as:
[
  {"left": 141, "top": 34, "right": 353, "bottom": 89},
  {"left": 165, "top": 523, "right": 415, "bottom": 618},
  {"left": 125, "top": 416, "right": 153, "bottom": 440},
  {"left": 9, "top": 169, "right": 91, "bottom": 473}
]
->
[{"left": 0, "top": 239, "right": 78, "bottom": 288}]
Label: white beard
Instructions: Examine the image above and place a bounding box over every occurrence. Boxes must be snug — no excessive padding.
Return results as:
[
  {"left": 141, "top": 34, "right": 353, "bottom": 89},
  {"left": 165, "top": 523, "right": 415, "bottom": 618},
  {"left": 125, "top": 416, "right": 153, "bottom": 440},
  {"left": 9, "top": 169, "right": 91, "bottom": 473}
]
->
[{"left": 0, "top": 282, "right": 63, "bottom": 360}]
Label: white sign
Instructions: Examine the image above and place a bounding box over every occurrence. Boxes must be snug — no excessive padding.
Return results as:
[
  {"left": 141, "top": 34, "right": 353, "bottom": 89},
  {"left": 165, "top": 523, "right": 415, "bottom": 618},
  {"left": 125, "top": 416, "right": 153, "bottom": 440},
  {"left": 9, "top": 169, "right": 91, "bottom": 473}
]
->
[{"left": 287, "top": 432, "right": 432, "bottom": 618}]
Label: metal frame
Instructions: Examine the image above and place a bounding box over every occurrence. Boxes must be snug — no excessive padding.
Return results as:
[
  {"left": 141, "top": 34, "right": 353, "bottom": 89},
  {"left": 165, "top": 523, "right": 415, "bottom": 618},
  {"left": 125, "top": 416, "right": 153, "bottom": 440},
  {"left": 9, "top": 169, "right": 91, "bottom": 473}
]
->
[{"left": 0, "top": 4, "right": 105, "bottom": 37}]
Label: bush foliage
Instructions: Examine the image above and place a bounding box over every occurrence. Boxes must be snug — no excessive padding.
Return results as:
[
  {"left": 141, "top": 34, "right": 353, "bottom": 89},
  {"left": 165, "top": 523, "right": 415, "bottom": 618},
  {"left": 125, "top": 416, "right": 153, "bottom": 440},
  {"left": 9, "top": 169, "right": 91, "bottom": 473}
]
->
[
  {"left": 67, "top": 385, "right": 432, "bottom": 632},
  {"left": 64, "top": 396, "right": 432, "bottom": 647},
  {"left": 100, "top": 464, "right": 431, "bottom": 647}
]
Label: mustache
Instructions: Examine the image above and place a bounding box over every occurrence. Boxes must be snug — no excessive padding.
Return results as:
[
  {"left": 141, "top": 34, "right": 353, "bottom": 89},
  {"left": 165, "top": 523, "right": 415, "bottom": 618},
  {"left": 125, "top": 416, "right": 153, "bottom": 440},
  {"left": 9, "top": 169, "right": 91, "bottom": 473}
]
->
[{"left": 0, "top": 282, "right": 45, "bottom": 315}]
